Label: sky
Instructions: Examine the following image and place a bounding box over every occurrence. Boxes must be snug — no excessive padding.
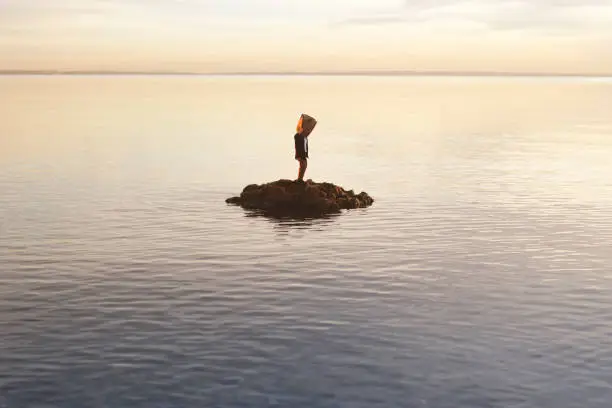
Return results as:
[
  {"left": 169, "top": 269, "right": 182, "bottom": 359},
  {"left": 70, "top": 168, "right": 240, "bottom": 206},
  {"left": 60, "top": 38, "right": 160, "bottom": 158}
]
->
[{"left": 1, "top": 0, "right": 612, "bottom": 73}]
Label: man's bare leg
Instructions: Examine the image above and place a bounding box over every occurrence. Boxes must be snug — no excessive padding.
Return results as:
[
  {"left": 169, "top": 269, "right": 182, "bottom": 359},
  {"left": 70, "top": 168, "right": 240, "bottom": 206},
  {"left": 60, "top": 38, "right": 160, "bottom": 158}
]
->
[{"left": 297, "top": 159, "right": 307, "bottom": 181}]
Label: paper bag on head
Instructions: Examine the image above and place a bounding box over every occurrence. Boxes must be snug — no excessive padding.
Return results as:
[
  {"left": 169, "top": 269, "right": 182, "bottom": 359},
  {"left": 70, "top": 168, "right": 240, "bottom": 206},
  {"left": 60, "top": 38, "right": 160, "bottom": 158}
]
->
[{"left": 296, "top": 113, "right": 317, "bottom": 137}]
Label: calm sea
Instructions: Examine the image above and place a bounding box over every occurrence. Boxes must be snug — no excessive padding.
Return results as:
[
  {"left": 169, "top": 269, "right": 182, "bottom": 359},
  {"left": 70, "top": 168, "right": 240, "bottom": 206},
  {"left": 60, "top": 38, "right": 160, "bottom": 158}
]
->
[{"left": 1, "top": 75, "right": 612, "bottom": 408}]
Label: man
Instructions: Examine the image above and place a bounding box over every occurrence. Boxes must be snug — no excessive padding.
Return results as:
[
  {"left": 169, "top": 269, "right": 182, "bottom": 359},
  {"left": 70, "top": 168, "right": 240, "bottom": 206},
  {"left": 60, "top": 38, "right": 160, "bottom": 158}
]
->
[{"left": 294, "top": 113, "right": 317, "bottom": 182}]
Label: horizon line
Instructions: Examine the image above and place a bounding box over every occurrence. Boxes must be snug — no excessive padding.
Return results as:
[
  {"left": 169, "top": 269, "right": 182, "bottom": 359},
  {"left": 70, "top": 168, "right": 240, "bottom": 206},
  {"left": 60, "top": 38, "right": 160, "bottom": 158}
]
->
[{"left": 1, "top": 69, "right": 611, "bottom": 78}]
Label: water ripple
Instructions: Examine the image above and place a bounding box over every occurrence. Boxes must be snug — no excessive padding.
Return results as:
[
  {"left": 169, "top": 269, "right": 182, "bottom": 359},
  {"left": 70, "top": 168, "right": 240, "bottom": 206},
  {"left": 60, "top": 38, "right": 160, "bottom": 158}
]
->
[{"left": 3, "top": 76, "right": 612, "bottom": 407}]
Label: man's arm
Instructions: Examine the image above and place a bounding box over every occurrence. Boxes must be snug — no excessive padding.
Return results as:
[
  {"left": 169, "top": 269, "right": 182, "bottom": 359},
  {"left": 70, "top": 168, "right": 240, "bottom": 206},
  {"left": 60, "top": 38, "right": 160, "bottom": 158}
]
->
[{"left": 294, "top": 134, "right": 306, "bottom": 158}]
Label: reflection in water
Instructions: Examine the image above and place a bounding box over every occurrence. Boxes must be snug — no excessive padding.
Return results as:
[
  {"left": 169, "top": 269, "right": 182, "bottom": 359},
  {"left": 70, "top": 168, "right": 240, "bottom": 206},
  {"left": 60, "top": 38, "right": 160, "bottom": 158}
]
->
[{"left": 242, "top": 208, "right": 341, "bottom": 231}]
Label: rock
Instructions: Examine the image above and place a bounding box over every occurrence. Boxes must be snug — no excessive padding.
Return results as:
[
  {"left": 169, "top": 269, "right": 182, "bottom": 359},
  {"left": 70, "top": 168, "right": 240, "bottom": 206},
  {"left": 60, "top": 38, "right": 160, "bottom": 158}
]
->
[
  {"left": 225, "top": 179, "right": 374, "bottom": 217},
  {"left": 243, "top": 184, "right": 259, "bottom": 193},
  {"left": 225, "top": 196, "right": 242, "bottom": 205}
]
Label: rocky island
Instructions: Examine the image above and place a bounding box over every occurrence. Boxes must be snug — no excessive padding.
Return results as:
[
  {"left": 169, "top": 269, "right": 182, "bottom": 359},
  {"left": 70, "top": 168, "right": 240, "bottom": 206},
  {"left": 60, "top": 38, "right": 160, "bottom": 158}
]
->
[{"left": 226, "top": 179, "right": 374, "bottom": 217}]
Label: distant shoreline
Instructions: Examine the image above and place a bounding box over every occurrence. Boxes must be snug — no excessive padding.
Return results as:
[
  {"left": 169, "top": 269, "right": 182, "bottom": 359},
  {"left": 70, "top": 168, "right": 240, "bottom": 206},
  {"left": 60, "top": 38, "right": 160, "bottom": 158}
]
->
[{"left": 1, "top": 70, "right": 611, "bottom": 78}]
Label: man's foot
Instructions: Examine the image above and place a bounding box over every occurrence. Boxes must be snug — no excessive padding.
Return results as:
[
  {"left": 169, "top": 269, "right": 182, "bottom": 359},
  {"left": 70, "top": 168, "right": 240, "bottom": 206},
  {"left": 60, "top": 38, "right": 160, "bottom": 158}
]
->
[{"left": 294, "top": 179, "right": 305, "bottom": 184}]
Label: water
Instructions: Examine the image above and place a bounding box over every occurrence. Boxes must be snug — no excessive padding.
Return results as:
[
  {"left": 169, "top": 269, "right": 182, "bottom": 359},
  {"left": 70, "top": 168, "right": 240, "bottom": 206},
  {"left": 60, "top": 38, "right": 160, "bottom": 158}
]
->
[{"left": 1, "top": 75, "right": 612, "bottom": 408}]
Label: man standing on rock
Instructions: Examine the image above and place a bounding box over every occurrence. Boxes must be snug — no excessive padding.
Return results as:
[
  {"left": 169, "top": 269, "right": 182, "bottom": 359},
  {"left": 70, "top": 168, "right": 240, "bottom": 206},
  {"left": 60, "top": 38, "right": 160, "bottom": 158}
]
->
[{"left": 294, "top": 113, "right": 317, "bottom": 183}]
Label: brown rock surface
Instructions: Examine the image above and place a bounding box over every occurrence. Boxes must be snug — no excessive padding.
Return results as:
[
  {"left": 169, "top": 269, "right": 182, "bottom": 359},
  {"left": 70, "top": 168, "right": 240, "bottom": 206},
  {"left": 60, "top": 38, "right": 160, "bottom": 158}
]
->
[{"left": 225, "top": 179, "right": 374, "bottom": 216}]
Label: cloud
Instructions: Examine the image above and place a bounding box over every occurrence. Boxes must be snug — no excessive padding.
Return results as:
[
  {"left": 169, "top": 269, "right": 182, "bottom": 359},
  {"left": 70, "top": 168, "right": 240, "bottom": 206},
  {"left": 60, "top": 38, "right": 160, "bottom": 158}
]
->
[
  {"left": 0, "top": 0, "right": 610, "bottom": 72},
  {"left": 335, "top": 16, "right": 407, "bottom": 26},
  {"left": 480, "top": 1, "right": 612, "bottom": 34},
  {"left": 338, "top": 0, "right": 612, "bottom": 37}
]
